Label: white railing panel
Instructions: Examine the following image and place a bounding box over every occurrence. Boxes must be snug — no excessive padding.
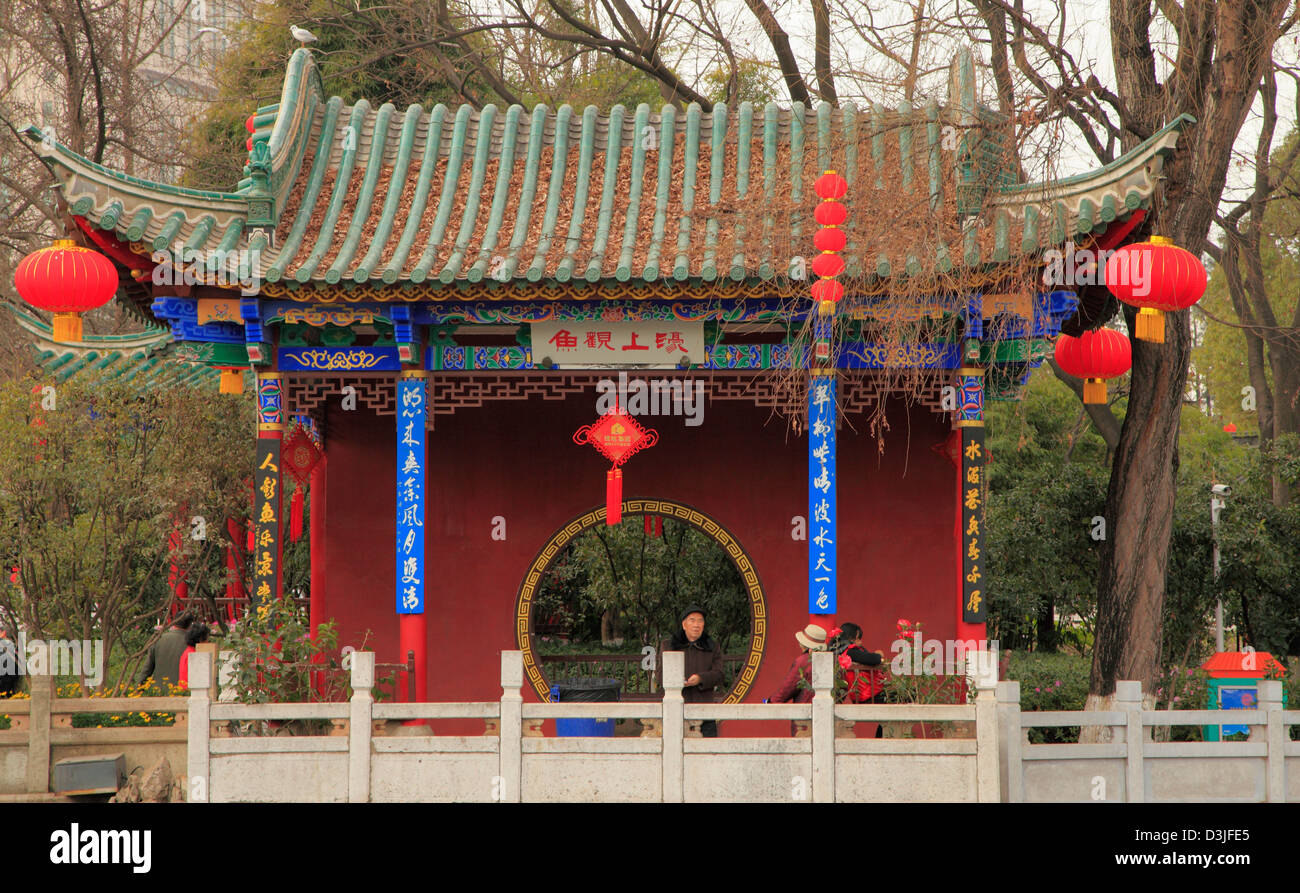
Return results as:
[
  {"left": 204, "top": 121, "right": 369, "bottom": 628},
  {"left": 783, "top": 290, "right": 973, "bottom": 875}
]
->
[
  {"left": 1022, "top": 711, "right": 1125, "bottom": 727},
  {"left": 372, "top": 737, "right": 499, "bottom": 754},
  {"left": 835, "top": 704, "right": 975, "bottom": 722},
  {"left": 836, "top": 753, "right": 978, "bottom": 802},
  {"left": 210, "top": 703, "right": 348, "bottom": 721},
  {"left": 522, "top": 737, "right": 662, "bottom": 754},
  {"left": 1022, "top": 743, "right": 1126, "bottom": 760},
  {"left": 684, "top": 738, "right": 809, "bottom": 755},
  {"left": 836, "top": 738, "right": 975, "bottom": 756},
  {"left": 211, "top": 737, "right": 348, "bottom": 754},
  {"left": 522, "top": 703, "right": 660, "bottom": 720},
  {"left": 372, "top": 702, "right": 499, "bottom": 720}
]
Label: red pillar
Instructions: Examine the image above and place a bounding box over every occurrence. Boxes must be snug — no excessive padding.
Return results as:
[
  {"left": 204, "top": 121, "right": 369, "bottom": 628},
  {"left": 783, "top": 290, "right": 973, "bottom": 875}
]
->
[
  {"left": 309, "top": 454, "right": 327, "bottom": 694},
  {"left": 309, "top": 454, "right": 327, "bottom": 638},
  {"left": 399, "top": 613, "right": 428, "bottom": 702}
]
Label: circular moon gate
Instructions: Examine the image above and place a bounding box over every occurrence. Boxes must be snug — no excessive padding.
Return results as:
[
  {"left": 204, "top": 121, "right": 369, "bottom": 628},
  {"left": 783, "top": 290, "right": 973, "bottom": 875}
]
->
[{"left": 515, "top": 498, "right": 768, "bottom": 703}]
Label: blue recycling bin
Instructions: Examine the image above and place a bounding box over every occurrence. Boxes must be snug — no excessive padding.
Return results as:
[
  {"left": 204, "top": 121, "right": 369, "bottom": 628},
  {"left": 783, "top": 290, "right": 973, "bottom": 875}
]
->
[{"left": 551, "top": 678, "right": 621, "bottom": 736}]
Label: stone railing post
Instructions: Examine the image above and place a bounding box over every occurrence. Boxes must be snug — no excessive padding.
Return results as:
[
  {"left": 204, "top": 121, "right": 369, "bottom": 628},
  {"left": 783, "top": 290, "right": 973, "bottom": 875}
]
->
[
  {"left": 348, "top": 652, "right": 374, "bottom": 803},
  {"left": 1115, "top": 681, "right": 1144, "bottom": 803},
  {"left": 26, "top": 672, "right": 52, "bottom": 794},
  {"left": 661, "top": 650, "right": 684, "bottom": 803},
  {"left": 811, "top": 650, "right": 834, "bottom": 803},
  {"left": 499, "top": 651, "right": 523, "bottom": 803},
  {"left": 996, "top": 680, "right": 1022, "bottom": 803},
  {"left": 1259, "top": 680, "right": 1285, "bottom": 803},
  {"left": 973, "top": 652, "right": 999, "bottom": 803},
  {"left": 186, "top": 651, "right": 212, "bottom": 802}
]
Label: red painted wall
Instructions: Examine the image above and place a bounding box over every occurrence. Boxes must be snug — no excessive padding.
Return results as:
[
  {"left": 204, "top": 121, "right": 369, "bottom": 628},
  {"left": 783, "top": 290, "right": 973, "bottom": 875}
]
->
[{"left": 321, "top": 383, "right": 959, "bottom": 727}]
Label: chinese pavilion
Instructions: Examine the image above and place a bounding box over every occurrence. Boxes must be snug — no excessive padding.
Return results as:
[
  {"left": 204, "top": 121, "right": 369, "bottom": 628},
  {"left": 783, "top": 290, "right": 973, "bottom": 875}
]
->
[{"left": 16, "top": 46, "right": 1188, "bottom": 721}]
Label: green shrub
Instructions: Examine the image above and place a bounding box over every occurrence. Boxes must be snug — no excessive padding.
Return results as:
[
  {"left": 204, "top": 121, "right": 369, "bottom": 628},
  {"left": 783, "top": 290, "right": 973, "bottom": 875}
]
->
[{"left": 1005, "top": 651, "right": 1090, "bottom": 742}]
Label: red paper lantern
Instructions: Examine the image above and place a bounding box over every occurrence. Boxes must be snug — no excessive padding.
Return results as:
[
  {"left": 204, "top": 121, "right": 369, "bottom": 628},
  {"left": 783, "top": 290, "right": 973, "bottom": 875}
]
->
[
  {"left": 814, "top": 227, "right": 846, "bottom": 253},
  {"left": 1054, "top": 329, "right": 1131, "bottom": 404},
  {"left": 1104, "top": 236, "right": 1207, "bottom": 343},
  {"left": 815, "top": 202, "right": 847, "bottom": 226},
  {"left": 811, "top": 253, "right": 844, "bottom": 278},
  {"left": 811, "top": 279, "right": 844, "bottom": 303},
  {"left": 815, "top": 172, "right": 847, "bottom": 200},
  {"left": 13, "top": 239, "right": 118, "bottom": 343},
  {"left": 245, "top": 114, "right": 257, "bottom": 133},
  {"left": 246, "top": 136, "right": 255, "bottom": 152}
]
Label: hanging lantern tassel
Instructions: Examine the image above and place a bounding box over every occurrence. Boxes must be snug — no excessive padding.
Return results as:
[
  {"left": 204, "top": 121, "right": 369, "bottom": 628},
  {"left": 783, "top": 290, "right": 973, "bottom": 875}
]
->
[
  {"left": 606, "top": 468, "right": 622, "bottom": 525},
  {"left": 1083, "top": 378, "right": 1108, "bottom": 405},
  {"left": 1135, "top": 307, "right": 1164, "bottom": 344},
  {"left": 219, "top": 367, "right": 244, "bottom": 394},
  {"left": 52, "top": 312, "right": 83, "bottom": 343},
  {"left": 289, "top": 483, "right": 305, "bottom": 542}
]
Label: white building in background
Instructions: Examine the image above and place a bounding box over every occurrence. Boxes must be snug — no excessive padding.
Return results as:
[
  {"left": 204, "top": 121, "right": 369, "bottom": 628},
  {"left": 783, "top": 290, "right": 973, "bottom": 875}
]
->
[
  {"left": 1, "top": 0, "right": 250, "bottom": 184},
  {"left": 0, "top": 0, "right": 254, "bottom": 309}
]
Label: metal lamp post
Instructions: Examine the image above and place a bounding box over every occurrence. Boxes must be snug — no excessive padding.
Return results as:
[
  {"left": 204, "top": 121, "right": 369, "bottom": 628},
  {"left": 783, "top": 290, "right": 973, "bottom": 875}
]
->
[{"left": 1211, "top": 484, "right": 1231, "bottom": 652}]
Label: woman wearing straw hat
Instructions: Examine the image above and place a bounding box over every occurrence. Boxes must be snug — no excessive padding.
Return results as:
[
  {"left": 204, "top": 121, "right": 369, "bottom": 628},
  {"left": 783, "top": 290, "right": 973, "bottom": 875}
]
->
[{"left": 765, "top": 623, "right": 829, "bottom": 705}]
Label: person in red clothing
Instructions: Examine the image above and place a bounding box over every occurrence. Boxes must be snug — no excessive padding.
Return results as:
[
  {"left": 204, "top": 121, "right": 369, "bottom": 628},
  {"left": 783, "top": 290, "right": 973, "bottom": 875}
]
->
[
  {"left": 830, "top": 622, "right": 885, "bottom": 703},
  {"left": 766, "top": 624, "right": 829, "bottom": 704},
  {"left": 177, "top": 622, "right": 210, "bottom": 689}
]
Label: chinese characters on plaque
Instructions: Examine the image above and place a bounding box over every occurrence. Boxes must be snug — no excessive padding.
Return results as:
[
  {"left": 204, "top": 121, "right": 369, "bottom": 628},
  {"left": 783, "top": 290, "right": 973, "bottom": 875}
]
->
[
  {"left": 808, "top": 374, "right": 837, "bottom": 614},
  {"left": 531, "top": 321, "right": 705, "bottom": 366},
  {"left": 960, "top": 425, "right": 986, "bottom": 623},
  {"left": 396, "top": 378, "right": 426, "bottom": 615},
  {"left": 251, "top": 438, "right": 282, "bottom": 604}
]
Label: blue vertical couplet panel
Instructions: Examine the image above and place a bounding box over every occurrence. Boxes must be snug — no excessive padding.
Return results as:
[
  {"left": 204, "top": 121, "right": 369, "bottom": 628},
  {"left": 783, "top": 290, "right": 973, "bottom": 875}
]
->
[
  {"left": 958, "top": 365, "right": 986, "bottom": 623},
  {"left": 808, "top": 370, "right": 837, "bottom": 614},
  {"left": 396, "top": 375, "right": 427, "bottom": 615},
  {"left": 251, "top": 437, "right": 282, "bottom": 605}
]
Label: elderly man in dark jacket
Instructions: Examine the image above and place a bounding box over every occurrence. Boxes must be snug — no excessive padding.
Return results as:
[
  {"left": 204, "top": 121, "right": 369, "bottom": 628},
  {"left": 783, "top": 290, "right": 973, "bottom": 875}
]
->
[{"left": 663, "top": 605, "right": 723, "bottom": 737}]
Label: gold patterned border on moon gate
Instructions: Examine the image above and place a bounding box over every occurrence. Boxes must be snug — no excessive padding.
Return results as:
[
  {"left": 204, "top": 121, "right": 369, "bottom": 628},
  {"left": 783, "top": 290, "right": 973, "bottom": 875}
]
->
[{"left": 515, "top": 498, "right": 767, "bottom": 704}]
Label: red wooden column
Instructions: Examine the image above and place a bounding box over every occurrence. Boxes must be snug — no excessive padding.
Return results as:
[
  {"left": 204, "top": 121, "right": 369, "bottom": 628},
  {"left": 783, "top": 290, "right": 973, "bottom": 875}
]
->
[{"left": 309, "top": 453, "right": 327, "bottom": 638}]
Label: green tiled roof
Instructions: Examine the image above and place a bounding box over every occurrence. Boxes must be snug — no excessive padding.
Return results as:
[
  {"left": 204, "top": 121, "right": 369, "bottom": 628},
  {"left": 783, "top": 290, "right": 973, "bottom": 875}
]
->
[
  {"left": 9, "top": 306, "right": 232, "bottom": 388},
  {"left": 24, "top": 48, "right": 1190, "bottom": 296}
]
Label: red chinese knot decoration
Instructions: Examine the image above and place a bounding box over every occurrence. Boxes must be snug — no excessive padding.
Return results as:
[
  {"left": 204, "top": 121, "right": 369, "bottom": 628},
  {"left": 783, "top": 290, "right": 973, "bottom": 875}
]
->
[
  {"left": 1103, "top": 236, "right": 1207, "bottom": 344},
  {"left": 1054, "top": 328, "right": 1131, "bottom": 405},
  {"left": 13, "top": 239, "right": 118, "bottom": 343},
  {"left": 281, "top": 423, "right": 323, "bottom": 542},
  {"left": 573, "top": 408, "right": 658, "bottom": 525}
]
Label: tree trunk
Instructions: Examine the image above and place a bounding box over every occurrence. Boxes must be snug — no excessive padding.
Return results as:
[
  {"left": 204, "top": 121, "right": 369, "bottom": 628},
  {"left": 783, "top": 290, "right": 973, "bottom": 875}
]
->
[
  {"left": 1087, "top": 0, "right": 1288, "bottom": 728},
  {"left": 1035, "top": 593, "right": 1057, "bottom": 652},
  {"left": 1089, "top": 304, "right": 1189, "bottom": 704}
]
